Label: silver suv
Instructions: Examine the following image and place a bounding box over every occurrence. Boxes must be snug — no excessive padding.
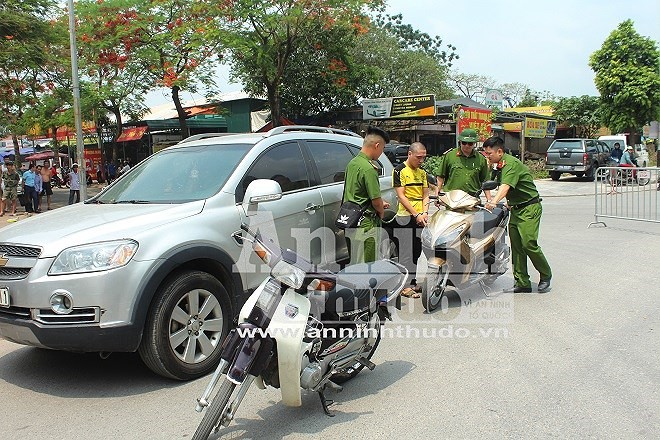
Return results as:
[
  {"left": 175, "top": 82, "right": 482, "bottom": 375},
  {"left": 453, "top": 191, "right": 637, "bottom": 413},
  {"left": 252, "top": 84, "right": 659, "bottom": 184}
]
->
[{"left": 0, "top": 126, "right": 396, "bottom": 379}]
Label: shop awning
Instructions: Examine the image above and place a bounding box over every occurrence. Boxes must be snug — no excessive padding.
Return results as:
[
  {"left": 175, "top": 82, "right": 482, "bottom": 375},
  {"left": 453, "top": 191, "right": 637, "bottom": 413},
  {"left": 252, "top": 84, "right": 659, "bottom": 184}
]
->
[
  {"left": 117, "top": 126, "right": 148, "bottom": 142},
  {"left": 25, "top": 150, "right": 68, "bottom": 161}
]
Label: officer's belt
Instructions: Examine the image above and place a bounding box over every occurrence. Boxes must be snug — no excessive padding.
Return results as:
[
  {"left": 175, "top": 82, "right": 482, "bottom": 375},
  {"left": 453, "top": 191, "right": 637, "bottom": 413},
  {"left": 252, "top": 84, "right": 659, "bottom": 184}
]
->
[{"left": 511, "top": 197, "right": 541, "bottom": 210}]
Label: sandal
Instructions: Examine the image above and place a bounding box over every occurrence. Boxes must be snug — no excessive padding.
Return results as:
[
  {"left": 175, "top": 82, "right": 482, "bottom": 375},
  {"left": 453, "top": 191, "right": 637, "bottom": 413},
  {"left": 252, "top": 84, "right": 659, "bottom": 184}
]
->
[{"left": 400, "top": 287, "right": 420, "bottom": 298}]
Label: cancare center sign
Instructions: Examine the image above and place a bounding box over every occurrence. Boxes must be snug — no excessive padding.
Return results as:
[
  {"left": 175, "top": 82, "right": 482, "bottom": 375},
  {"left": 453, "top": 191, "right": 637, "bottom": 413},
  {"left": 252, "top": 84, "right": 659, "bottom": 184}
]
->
[{"left": 363, "top": 95, "right": 436, "bottom": 120}]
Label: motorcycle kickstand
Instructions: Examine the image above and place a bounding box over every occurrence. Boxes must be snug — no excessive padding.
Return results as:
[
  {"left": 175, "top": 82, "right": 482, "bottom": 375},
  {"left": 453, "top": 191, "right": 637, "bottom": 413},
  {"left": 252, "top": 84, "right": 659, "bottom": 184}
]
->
[{"left": 318, "top": 380, "right": 343, "bottom": 417}]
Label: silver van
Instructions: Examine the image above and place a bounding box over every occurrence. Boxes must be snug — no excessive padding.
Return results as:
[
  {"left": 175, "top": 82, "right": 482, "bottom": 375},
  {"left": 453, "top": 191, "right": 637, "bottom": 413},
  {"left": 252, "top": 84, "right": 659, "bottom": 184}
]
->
[{"left": 0, "top": 126, "right": 396, "bottom": 379}]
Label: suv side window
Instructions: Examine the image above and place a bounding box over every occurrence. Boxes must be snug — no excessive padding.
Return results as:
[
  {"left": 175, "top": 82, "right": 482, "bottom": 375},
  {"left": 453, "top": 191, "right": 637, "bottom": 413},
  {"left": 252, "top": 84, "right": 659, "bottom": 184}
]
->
[
  {"left": 237, "top": 141, "right": 310, "bottom": 202},
  {"left": 585, "top": 140, "right": 597, "bottom": 153},
  {"left": 306, "top": 141, "right": 355, "bottom": 184},
  {"left": 347, "top": 144, "right": 385, "bottom": 177}
]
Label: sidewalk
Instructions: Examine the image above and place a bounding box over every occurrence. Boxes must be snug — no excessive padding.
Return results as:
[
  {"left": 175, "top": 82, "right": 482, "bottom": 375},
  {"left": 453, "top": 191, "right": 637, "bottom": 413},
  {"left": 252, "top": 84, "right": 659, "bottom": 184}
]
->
[{"left": 2, "top": 184, "right": 102, "bottom": 228}]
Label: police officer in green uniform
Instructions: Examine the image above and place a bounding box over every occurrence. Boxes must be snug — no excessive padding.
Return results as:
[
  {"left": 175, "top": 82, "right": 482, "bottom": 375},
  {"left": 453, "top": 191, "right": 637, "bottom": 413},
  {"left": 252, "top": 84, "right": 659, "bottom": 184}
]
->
[
  {"left": 436, "top": 128, "right": 491, "bottom": 199},
  {"left": 343, "top": 126, "right": 390, "bottom": 263},
  {"left": 482, "top": 136, "right": 552, "bottom": 293}
]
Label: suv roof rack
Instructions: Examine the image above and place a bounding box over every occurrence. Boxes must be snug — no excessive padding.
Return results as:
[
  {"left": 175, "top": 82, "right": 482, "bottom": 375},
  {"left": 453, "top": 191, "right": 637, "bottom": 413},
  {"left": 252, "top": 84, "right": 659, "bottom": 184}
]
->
[
  {"left": 266, "top": 125, "right": 362, "bottom": 139},
  {"left": 178, "top": 133, "right": 236, "bottom": 144}
]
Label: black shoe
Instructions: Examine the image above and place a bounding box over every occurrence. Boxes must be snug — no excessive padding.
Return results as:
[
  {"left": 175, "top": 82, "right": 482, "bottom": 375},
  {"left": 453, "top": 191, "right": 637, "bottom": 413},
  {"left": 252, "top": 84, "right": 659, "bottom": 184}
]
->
[
  {"left": 504, "top": 285, "right": 532, "bottom": 293},
  {"left": 538, "top": 279, "right": 552, "bottom": 293}
]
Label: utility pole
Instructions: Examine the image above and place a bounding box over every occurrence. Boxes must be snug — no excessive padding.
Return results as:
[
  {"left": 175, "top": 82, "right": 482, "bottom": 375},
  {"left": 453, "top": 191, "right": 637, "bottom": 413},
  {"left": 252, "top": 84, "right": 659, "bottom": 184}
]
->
[{"left": 67, "top": 0, "right": 87, "bottom": 200}]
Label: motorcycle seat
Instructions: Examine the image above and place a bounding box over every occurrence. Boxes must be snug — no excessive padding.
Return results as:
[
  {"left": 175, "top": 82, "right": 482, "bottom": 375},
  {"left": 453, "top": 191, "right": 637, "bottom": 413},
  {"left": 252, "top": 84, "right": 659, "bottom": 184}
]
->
[
  {"left": 310, "top": 260, "right": 405, "bottom": 315},
  {"left": 470, "top": 207, "right": 507, "bottom": 239}
]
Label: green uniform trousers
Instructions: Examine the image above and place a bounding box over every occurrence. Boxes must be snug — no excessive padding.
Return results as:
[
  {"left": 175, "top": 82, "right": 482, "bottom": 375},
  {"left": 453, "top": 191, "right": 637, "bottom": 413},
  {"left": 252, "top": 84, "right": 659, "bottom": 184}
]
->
[
  {"left": 508, "top": 203, "right": 552, "bottom": 288},
  {"left": 347, "top": 216, "right": 381, "bottom": 263}
]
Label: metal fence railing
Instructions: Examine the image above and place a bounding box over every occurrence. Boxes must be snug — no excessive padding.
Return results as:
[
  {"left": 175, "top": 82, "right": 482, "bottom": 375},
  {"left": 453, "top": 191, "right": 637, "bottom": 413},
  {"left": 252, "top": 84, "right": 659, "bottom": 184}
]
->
[{"left": 589, "top": 167, "right": 660, "bottom": 227}]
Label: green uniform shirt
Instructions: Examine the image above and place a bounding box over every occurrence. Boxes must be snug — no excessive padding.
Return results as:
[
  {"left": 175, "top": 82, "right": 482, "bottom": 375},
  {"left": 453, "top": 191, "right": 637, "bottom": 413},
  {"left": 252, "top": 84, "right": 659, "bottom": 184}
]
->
[
  {"left": 344, "top": 152, "right": 381, "bottom": 216},
  {"left": 495, "top": 153, "right": 539, "bottom": 206},
  {"left": 438, "top": 147, "right": 489, "bottom": 195},
  {"left": 2, "top": 170, "right": 19, "bottom": 189}
]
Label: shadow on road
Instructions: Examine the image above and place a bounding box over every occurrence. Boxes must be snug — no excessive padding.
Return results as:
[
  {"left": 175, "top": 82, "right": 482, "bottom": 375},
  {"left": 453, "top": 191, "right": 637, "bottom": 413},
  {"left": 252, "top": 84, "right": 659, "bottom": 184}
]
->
[
  {"left": 0, "top": 345, "right": 184, "bottom": 397},
  {"left": 210, "top": 360, "right": 415, "bottom": 439}
]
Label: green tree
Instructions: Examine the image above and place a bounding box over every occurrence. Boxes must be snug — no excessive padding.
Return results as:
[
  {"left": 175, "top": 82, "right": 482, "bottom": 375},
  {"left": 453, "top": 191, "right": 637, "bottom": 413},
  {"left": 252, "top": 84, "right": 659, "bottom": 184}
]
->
[
  {"left": 352, "top": 26, "right": 453, "bottom": 100},
  {"left": 551, "top": 95, "right": 602, "bottom": 138},
  {"left": 589, "top": 20, "right": 660, "bottom": 135},
  {"left": 0, "top": 0, "right": 60, "bottom": 158},
  {"left": 226, "top": 0, "right": 381, "bottom": 127}
]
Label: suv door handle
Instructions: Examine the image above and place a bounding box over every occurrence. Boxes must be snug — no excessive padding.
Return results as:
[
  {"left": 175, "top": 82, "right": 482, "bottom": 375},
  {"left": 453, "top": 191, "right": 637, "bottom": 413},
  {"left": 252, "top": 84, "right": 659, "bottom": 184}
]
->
[{"left": 304, "top": 203, "right": 321, "bottom": 213}]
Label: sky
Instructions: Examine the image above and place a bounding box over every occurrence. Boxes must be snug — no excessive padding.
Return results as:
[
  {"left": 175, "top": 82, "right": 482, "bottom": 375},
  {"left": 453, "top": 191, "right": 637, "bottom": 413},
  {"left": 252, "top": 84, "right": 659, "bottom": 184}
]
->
[{"left": 146, "top": 0, "right": 660, "bottom": 107}]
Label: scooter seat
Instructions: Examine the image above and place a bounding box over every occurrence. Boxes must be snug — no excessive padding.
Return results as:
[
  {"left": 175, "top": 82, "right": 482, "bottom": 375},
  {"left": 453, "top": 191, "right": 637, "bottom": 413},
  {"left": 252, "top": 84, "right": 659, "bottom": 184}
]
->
[
  {"left": 470, "top": 207, "right": 507, "bottom": 239},
  {"left": 310, "top": 260, "right": 405, "bottom": 315}
]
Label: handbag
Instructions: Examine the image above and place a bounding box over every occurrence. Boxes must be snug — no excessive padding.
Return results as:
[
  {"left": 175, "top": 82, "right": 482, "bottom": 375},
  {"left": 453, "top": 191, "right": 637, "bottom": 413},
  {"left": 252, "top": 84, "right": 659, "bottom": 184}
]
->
[{"left": 335, "top": 200, "right": 366, "bottom": 229}]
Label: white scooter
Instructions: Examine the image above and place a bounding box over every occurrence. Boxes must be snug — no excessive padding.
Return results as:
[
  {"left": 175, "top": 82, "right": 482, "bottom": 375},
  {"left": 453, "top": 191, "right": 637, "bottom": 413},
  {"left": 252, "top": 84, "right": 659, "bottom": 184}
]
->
[{"left": 192, "top": 224, "right": 407, "bottom": 440}]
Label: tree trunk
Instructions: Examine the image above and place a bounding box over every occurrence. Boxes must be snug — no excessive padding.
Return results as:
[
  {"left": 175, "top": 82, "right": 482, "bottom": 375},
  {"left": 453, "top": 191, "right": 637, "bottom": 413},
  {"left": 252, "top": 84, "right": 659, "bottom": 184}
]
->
[
  {"left": 12, "top": 134, "right": 20, "bottom": 167},
  {"left": 112, "top": 106, "right": 123, "bottom": 163},
  {"left": 267, "top": 82, "right": 281, "bottom": 129},
  {"left": 172, "top": 85, "right": 189, "bottom": 139},
  {"left": 50, "top": 126, "right": 60, "bottom": 165}
]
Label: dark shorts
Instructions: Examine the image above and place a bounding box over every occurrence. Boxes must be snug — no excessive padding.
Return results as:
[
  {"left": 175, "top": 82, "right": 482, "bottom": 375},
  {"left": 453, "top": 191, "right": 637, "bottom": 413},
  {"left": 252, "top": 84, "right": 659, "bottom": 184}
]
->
[{"left": 42, "top": 181, "right": 53, "bottom": 196}]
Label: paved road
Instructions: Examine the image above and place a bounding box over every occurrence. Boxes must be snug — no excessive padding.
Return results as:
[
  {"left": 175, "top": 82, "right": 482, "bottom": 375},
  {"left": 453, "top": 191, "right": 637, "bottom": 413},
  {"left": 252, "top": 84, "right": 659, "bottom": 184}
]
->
[{"left": 1, "top": 180, "right": 659, "bottom": 439}]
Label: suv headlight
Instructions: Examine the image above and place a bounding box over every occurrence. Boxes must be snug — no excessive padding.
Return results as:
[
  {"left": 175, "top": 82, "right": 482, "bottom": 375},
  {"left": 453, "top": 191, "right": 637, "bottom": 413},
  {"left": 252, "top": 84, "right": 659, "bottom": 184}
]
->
[{"left": 49, "top": 240, "right": 139, "bottom": 275}]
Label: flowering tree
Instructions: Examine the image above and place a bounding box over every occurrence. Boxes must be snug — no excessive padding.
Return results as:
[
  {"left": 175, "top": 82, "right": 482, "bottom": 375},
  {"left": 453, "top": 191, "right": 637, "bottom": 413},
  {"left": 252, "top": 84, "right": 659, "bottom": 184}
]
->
[{"left": 227, "top": 0, "right": 382, "bottom": 127}]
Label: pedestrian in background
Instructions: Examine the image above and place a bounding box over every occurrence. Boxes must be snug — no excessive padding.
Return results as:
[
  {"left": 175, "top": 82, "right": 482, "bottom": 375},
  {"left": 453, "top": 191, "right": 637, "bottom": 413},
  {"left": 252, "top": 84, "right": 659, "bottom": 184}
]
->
[
  {"left": 22, "top": 162, "right": 38, "bottom": 213},
  {"left": 34, "top": 165, "right": 43, "bottom": 213},
  {"left": 392, "top": 142, "right": 429, "bottom": 298},
  {"left": 1, "top": 161, "right": 19, "bottom": 216},
  {"left": 68, "top": 163, "right": 81, "bottom": 204},
  {"left": 343, "top": 126, "right": 391, "bottom": 263},
  {"left": 482, "top": 136, "right": 552, "bottom": 293},
  {"left": 40, "top": 160, "right": 53, "bottom": 210}
]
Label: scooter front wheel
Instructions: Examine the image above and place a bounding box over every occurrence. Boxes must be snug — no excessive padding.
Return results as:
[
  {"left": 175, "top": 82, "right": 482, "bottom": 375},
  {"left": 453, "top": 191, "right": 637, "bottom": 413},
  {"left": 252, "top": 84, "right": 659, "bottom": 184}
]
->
[
  {"left": 422, "top": 281, "right": 446, "bottom": 312},
  {"left": 192, "top": 379, "right": 236, "bottom": 440}
]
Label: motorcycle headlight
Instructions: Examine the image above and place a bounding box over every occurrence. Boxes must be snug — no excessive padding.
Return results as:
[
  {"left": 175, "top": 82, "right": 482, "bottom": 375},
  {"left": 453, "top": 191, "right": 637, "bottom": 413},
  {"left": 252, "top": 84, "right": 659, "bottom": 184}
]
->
[
  {"left": 271, "top": 260, "right": 306, "bottom": 289},
  {"left": 434, "top": 224, "right": 467, "bottom": 248},
  {"left": 49, "top": 240, "right": 139, "bottom": 275}
]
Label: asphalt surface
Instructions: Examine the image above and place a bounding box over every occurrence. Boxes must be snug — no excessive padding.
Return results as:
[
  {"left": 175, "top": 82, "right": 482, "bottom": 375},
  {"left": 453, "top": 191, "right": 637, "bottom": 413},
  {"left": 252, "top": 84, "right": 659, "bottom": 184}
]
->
[{"left": 1, "top": 178, "right": 659, "bottom": 439}]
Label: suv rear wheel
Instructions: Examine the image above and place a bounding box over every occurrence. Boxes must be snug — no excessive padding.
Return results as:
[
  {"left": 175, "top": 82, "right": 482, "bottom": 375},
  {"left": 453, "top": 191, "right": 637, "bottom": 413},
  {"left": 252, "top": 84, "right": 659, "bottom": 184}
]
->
[
  {"left": 550, "top": 171, "right": 561, "bottom": 181},
  {"left": 139, "top": 270, "right": 231, "bottom": 380}
]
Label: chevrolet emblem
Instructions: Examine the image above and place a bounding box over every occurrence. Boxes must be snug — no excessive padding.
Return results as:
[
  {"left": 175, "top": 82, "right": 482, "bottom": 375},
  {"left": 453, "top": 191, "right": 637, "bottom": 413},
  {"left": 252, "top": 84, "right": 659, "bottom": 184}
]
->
[{"left": 0, "top": 253, "right": 8, "bottom": 267}]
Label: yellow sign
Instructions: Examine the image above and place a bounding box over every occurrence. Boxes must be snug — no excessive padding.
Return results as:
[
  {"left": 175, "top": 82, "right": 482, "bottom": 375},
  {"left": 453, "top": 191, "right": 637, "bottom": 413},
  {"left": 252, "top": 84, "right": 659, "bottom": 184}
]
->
[{"left": 525, "top": 118, "right": 549, "bottom": 138}]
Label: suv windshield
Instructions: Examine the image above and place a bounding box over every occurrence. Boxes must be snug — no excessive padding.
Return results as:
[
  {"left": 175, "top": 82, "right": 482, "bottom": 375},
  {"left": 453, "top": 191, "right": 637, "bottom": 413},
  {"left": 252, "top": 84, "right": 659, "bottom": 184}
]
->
[
  {"left": 549, "top": 140, "right": 583, "bottom": 151},
  {"left": 93, "top": 143, "right": 251, "bottom": 204},
  {"left": 600, "top": 140, "right": 622, "bottom": 150}
]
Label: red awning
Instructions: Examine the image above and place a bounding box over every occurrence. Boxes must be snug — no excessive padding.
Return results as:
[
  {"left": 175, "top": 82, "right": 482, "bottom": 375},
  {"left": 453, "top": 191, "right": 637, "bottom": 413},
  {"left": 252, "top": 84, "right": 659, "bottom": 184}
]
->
[
  {"left": 256, "top": 117, "right": 296, "bottom": 132},
  {"left": 25, "top": 151, "right": 68, "bottom": 161},
  {"left": 117, "top": 126, "right": 148, "bottom": 142}
]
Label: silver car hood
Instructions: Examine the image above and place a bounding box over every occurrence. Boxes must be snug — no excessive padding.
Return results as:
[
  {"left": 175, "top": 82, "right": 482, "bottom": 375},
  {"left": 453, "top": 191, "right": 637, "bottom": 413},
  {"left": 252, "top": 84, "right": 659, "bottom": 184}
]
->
[{"left": 0, "top": 201, "right": 204, "bottom": 258}]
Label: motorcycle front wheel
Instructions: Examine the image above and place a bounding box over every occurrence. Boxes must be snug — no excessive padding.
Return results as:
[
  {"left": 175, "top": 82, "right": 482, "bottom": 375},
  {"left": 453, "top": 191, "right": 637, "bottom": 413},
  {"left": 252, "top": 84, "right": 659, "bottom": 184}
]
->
[
  {"left": 421, "top": 281, "right": 445, "bottom": 312},
  {"left": 192, "top": 379, "right": 237, "bottom": 440}
]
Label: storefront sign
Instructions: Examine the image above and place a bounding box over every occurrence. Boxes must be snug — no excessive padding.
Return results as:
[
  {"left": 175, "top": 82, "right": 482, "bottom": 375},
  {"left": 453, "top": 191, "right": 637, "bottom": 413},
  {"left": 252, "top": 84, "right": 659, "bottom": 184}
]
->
[
  {"left": 84, "top": 149, "right": 103, "bottom": 174},
  {"left": 363, "top": 95, "right": 436, "bottom": 119},
  {"left": 484, "top": 89, "right": 503, "bottom": 110},
  {"left": 456, "top": 106, "right": 492, "bottom": 141},
  {"left": 525, "top": 118, "right": 550, "bottom": 138}
]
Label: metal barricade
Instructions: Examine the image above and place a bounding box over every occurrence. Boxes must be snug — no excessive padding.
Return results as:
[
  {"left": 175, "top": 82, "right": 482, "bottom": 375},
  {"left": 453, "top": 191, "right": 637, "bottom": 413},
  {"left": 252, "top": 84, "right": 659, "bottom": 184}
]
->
[{"left": 589, "top": 167, "right": 660, "bottom": 227}]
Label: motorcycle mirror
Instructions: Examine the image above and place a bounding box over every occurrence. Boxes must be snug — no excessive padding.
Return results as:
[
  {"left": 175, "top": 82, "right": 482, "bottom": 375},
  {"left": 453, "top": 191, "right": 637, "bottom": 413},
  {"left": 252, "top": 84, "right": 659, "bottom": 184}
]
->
[
  {"left": 427, "top": 174, "right": 438, "bottom": 186},
  {"left": 481, "top": 180, "right": 498, "bottom": 191}
]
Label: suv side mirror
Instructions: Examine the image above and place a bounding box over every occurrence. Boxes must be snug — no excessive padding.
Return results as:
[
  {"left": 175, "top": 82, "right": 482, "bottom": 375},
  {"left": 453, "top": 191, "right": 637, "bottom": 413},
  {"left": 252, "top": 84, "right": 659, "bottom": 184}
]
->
[
  {"left": 242, "top": 179, "right": 282, "bottom": 216},
  {"left": 481, "top": 180, "right": 498, "bottom": 191}
]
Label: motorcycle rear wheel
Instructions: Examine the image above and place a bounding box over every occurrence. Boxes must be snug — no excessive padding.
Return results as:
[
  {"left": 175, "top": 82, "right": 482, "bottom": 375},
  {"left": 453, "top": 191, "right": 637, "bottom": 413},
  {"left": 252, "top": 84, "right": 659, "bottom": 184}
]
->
[{"left": 192, "top": 379, "right": 236, "bottom": 440}]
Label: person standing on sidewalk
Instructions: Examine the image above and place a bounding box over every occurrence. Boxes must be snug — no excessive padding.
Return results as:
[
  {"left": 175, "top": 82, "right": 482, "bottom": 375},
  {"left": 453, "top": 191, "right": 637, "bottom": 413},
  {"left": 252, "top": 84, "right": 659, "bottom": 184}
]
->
[
  {"left": 68, "top": 163, "right": 81, "bottom": 204},
  {"left": 1, "top": 162, "right": 19, "bottom": 216},
  {"left": 392, "top": 142, "right": 429, "bottom": 298},
  {"left": 34, "top": 165, "right": 43, "bottom": 213},
  {"left": 22, "top": 162, "right": 38, "bottom": 213},
  {"left": 41, "top": 160, "right": 54, "bottom": 210},
  {"left": 482, "top": 136, "right": 552, "bottom": 293}
]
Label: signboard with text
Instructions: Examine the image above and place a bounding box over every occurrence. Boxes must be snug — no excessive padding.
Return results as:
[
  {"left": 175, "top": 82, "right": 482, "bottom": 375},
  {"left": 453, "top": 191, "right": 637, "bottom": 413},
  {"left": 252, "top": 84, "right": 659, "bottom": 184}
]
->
[
  {"left": 363, "top": 95, "right": 436, "bottom": 120},
  {"left": 525, "top": 118, "right": 550, "bottom": 138},
  {"left": 456, "top": 106, "right": 492, "bottom": 141},
  {"left": 484, "top": 89, "right": 503, "bottom": 109}
]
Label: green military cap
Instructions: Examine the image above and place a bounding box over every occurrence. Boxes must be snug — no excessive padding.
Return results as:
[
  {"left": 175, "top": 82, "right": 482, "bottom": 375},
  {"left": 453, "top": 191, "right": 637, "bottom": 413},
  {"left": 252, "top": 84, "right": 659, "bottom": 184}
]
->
[{"left": 458, "top": 128, "right": 479, "bottom": 142}]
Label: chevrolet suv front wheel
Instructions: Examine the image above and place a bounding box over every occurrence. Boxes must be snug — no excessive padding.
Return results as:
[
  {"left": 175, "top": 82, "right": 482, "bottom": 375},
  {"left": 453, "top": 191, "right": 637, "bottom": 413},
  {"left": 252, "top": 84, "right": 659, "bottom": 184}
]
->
[{"left": 138, "top": 270, "right": 231, "bottom": 380}]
